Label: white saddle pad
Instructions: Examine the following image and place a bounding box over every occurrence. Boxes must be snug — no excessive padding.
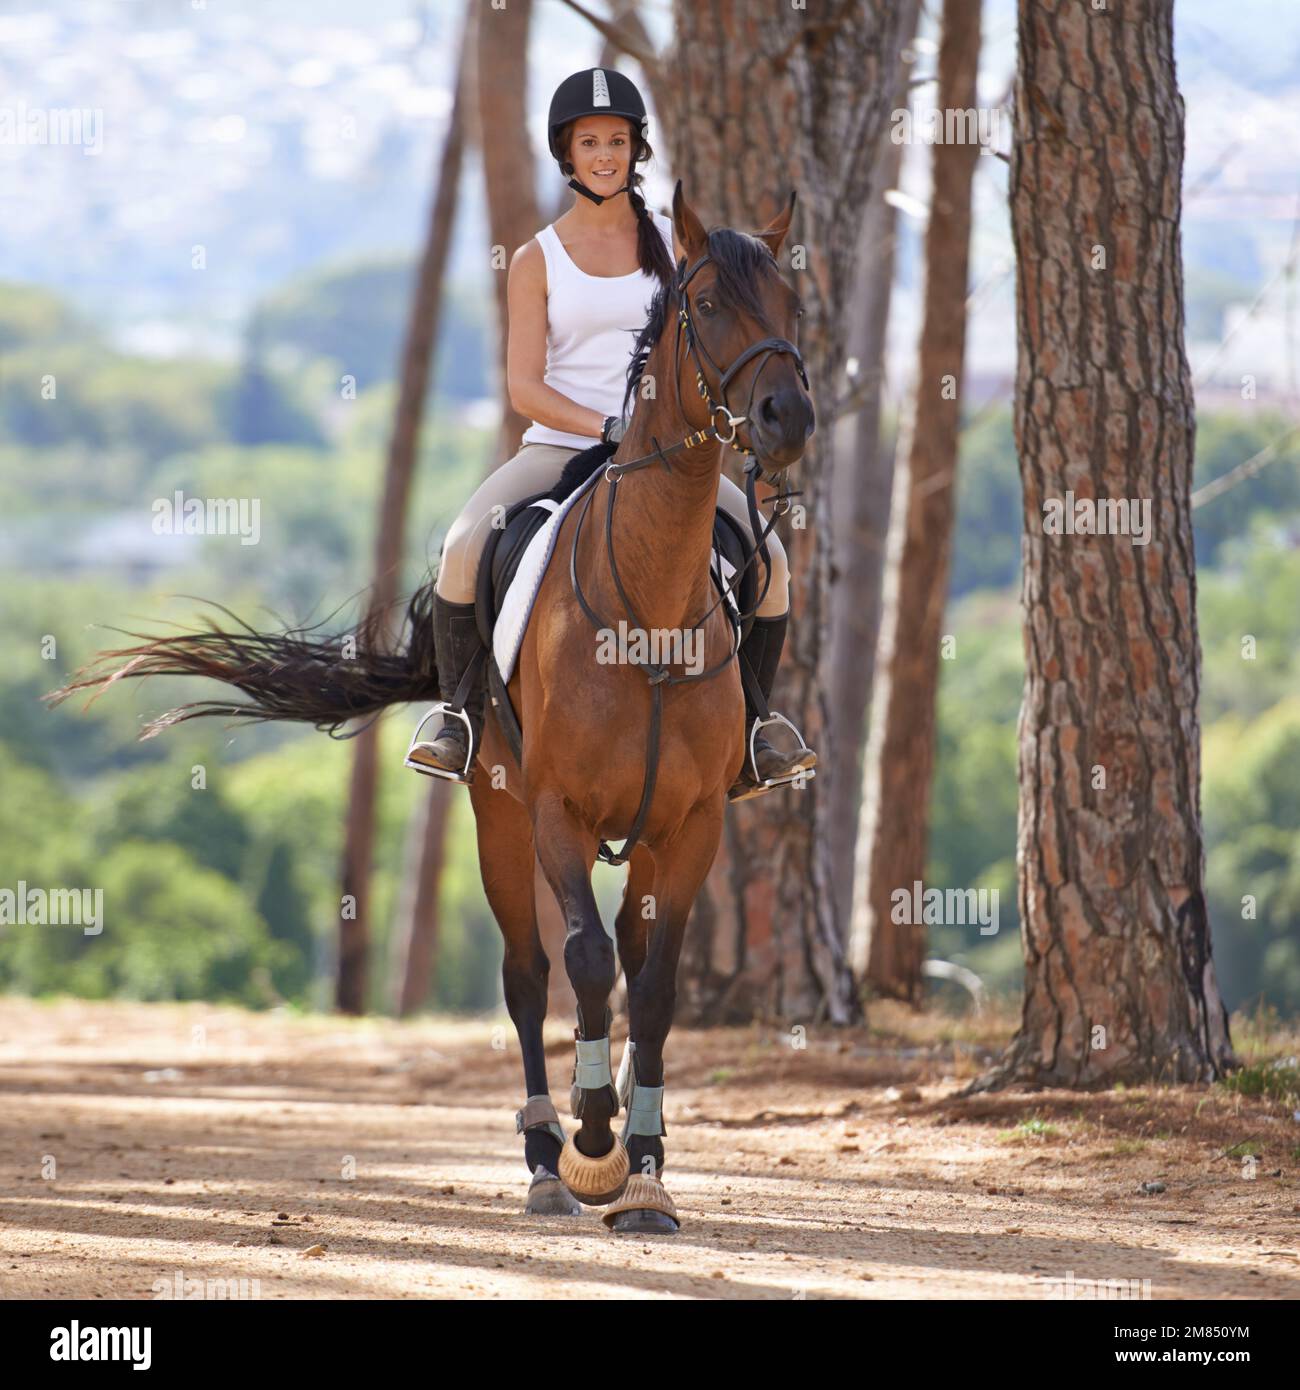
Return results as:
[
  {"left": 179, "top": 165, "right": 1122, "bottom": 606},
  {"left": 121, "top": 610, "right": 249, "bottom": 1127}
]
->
[
  {"left": 492, "top": 469, "right": 743, "bottom": 685},
  {"left": 493, "top": 468, "right": 601, "bottom": 684}
]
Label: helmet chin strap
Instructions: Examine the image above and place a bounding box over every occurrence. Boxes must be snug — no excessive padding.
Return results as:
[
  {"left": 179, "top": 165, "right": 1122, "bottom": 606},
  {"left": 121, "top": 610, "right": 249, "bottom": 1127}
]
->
[
  {"left": 560, "top": 163, "right": 631, "bottom": 206},
  {"left": 567, "top": 175, "right": 629, "bottom": 206}
]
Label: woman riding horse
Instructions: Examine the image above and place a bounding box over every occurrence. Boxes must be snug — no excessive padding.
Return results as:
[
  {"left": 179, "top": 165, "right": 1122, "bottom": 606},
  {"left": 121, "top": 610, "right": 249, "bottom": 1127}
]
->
[
  {"left": 406, "top": 67, "right": 816, "bottom": 801},
  {"left": 47, "top": 73, "right": 818, "bottom": 1235}
]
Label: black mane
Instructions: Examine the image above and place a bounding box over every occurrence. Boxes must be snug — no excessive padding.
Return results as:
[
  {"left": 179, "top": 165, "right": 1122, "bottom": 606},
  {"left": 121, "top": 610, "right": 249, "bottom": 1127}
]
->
[
  {"left": 621, "top": 227, "right": 779, "bottom": 418},
  {"left": 544, "top": 440, "right": 618, "bottom": 502}
]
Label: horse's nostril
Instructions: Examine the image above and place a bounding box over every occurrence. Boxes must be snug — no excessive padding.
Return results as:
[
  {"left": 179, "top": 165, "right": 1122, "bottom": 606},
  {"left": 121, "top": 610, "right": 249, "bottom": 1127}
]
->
[{"left": 760, "top": 395, "right": 780, "bottom": 425}]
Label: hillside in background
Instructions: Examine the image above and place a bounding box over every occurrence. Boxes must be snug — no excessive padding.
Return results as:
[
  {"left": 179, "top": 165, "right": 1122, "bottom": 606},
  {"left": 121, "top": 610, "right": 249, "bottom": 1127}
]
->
[
  {"left": 1, "top": 263, "right": 1295, "bottom": 1015},
  {"left": 0, "top": 0, "right": 1296, "bottom": 1018}
]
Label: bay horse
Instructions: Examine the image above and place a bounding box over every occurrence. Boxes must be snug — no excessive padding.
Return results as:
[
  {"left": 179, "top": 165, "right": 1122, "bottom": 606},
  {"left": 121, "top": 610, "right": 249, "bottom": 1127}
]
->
[{"left": 48, "top": 182, "right": 815, "bottom": 1233}]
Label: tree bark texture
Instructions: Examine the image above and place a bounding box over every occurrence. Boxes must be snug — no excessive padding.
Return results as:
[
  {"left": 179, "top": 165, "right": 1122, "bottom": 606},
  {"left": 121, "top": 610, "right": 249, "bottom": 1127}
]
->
[
  {"left": 988, "top": 0, "right": 1233, "bottom": 1085},
  {"left": 827, "top": 0, "right": 921, "bottom": 942},
  {"left": 666, "top": 0, "right": 911, "bottom": 1025},
  {"left": 851, "top": 0, "right": 982, "bottom": 1003},
  {"left": 336, "top": 1, "right": 472, "bottom": 1013}
]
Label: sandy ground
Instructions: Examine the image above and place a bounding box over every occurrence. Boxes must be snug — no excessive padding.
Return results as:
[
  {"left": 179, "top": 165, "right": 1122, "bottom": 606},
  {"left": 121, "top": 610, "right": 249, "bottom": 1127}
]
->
[{"left": 0, "top": 998, "right": 1297, "bottom": 1300}]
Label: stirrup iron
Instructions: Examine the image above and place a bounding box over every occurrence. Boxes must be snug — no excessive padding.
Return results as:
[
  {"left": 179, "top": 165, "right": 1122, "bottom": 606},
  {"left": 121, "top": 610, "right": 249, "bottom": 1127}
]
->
[
  {"left": 747, "top": 711, "right": 816, "bottom": 789},
  {"left": 404, "top": 701, "right": 476, "bottom": 783}
]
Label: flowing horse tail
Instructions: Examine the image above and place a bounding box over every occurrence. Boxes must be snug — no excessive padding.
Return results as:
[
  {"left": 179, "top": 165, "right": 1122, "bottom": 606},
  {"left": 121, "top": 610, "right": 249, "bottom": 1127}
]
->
[{"left": 43, "top": 580, "right": 441, "bottom": 740}]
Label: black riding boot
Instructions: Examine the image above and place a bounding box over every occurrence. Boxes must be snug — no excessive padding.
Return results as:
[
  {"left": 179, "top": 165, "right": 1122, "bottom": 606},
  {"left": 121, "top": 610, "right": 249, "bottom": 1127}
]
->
[
  {"left": 405, "top": 595, "right": 487, "bottom": 783},
  {"left": 727, "top": 612, "right": 817, "bottom": 803}
]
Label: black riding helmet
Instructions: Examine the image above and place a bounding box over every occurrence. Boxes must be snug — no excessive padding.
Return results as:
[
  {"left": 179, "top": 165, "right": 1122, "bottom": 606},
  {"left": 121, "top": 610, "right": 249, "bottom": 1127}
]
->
[{"left": 547, "top": 67, "right": 648, "bottom": 206}]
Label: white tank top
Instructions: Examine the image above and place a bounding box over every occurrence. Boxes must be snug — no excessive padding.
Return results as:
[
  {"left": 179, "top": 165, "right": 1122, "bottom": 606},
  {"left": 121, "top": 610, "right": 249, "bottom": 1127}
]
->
[{"left": 521, "top": 210, "right": 673, "bottom": 451}]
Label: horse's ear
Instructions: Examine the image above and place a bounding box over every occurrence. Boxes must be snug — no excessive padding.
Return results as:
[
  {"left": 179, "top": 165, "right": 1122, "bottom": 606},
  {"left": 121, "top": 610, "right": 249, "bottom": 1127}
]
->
[
  {"left": 756, "top": 190, "right": 797, "bottom": 261},
  {"left": 671, "top": 180, "right": 707, "bottom": 263}
]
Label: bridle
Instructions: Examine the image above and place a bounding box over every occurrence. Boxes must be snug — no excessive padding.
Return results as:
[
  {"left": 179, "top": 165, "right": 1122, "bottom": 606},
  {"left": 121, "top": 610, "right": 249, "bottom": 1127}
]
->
[
  {"left": 672, "top": 249, "right": 810, "bottom": 456},
  {"left": 568, "top": 246, "right": 810, "bottom": 866}
]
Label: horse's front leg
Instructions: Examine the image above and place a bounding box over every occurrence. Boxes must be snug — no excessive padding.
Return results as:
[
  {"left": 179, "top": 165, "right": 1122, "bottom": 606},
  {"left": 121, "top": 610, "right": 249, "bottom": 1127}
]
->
[
  {"left": 468, "top": 774, "right": 580, "bottom": 1216},
  {"left": 533, "top": 791, "right": 628, "bottom": 1205},
  {"left": 606, "top": 797, "right": 726, "bottom": 1235}
]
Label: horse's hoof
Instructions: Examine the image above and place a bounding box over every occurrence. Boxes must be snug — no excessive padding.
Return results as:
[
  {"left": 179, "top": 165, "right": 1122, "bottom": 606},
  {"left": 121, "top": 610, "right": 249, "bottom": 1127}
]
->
[
  {"left": 558, "top": 1134, "right": 629, "bottom": 1206},
  {"left": 608, "top": 1207, "right": 679, "bottom": 1235},
  {"left": 524, "top": 1165, "right": 582, "bottom": 1216},
  {"left": 600, "top": 1174, "right": 680, "bottom": 1233}
]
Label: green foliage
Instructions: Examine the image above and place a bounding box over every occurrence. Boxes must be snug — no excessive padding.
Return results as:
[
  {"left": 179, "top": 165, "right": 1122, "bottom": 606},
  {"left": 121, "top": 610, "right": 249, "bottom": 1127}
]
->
[
  {"left": 81, "top": 747, "right": 253, "bottom": 881},
  {"left": 257, "top": 258, "right": 414, "bottom": 379},
  {"left": 929, "top": 533, "right": 1300, "bottom": 1015},
  {"left": 148, "top": 443, "right": 376, "bottom": 618},
  {"left": 0, "top": 345, "right": 230, "bottom": 459},
  {"left": 1192, "top": 413, "right": 1300, "bottom": 567},
  {"left": 0, "top": 339, "right": 324, "bottom": 468},
  {"left": 424, "top": 794, "right": 504, "bottom": 1013},
  {"left": 1203, "top": 699, "right": 1300, "bottom": 1011},
  {"left": 0, "top": 745, "right": 286, "bottom": 1006},
  {"left": 950, "top": 407, "right": 1021, "bottom": 597},
  {"left": 926, "top": 595, "right": 1022, "bottom": 990},
  {"left": 1, "top": 267, "right": 1294, "bottom": 1024},
  {"left": 1217, "top": 1060, "right": 1300, "bottom": 1103},
  {"left": 0, "top": 281, "right": 92, "bottom": 353},
  {"left": 0, "top": 271, "right": 512, "bottom": 1015},
  {"left": 224, "top": 315, "right": 326, "bottom": 448},
  {"left": 1198, "top": 532, "right": 1300, "bottom": 721},
  {"left": 1183, "top": 267, "right": 1258, "bottom": 341},
  {"left": 0, "top": 576, "right": 179, "bottom": 781},
  {"left": 1, "top": 841, "right": 285, "bottom": 1005},
  {"left": 221, "top": 726, "right": 503, "bottom": 1014},
  {"left": 254, "top": 259, "right": 490, "bottom": 403},
  {"left": 947, "top": 406, "right": 1300, "bottom": 600},
  {"left": 0, "top": 745, "right": 74, "bottom": 863}
]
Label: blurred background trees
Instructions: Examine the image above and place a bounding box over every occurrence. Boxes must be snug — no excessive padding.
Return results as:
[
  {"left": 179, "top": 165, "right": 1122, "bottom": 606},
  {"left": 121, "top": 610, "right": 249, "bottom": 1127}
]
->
[{"left": 2, "top": 1, "right": 1296, "bottom": 1032}]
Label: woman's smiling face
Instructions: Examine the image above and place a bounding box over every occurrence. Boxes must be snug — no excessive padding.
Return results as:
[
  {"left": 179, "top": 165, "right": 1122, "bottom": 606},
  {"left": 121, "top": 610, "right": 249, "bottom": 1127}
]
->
[{"left": 565, "top": 114, "right": 634, "bottom": 194}]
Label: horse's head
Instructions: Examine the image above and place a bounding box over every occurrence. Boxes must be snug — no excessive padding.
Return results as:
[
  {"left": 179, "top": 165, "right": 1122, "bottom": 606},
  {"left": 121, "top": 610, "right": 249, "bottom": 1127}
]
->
[{"left": 668, "top": 180, "right": 815, "bottom": 471}]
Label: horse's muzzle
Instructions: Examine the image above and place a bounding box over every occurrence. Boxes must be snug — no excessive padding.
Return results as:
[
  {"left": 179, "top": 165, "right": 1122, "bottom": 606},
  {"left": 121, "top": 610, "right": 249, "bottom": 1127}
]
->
[{"left": 750, "top": 385, "right": 815, "bottom": 468}]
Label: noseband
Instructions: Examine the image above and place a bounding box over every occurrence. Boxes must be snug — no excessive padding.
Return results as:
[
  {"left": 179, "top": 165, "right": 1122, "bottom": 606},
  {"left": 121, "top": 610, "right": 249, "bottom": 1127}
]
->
[{"left": 569, "top": 247, "right": 810, "bottom": 866}]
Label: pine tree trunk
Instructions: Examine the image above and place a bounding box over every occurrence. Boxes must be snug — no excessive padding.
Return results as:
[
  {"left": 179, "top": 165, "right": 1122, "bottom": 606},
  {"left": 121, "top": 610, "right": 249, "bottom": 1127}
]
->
[
  {"left": 666, "top": 0, "right": 911, "bottom": 1025},
  {"left": 335, "top": 2, "right": 472, "bottom": 1014},
  {"left": 400, "top": 0, "right": 583, "bottom": 1017},
  {"left": 396, "top": 0, "right": 548, "bottom": 1016},
  {"left": 477, "top": 0, "right": 539, "bottom": 463},
  {"left": 827, "top": 0, "right": 921, "bottom": 936},
  {"left": 390, "top": 782, "right": 454, "bottom": 1017},
  {"left": 982, "top": 0, "right": 1233, "bottom": 1086},
  {"left": 850, "top": 0, "right": 982, "bottom": 1003}
]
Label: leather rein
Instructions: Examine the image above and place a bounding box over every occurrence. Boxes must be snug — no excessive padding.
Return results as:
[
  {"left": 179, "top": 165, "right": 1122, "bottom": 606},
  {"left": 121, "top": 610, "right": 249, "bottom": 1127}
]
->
[{"left": 568, "top": 249, "right": 809, "bottom": 866}]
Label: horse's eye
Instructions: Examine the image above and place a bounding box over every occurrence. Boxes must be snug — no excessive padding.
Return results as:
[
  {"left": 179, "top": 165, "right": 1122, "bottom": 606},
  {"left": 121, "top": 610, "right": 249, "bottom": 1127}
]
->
[{"left": 697, "top": 298, "right": 715, "bottom": 315}]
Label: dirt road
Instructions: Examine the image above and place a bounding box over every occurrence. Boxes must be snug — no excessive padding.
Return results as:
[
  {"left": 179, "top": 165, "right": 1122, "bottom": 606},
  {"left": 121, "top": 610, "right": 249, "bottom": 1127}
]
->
[{"left": 0, "top": 999, "right": 1296, "bottom": 1299}]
